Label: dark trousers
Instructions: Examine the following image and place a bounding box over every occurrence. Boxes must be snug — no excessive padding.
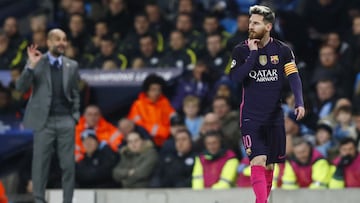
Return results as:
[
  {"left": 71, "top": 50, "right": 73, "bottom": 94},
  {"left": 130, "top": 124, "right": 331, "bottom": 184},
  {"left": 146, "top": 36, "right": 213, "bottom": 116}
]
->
[{"left": 32, "top": 115, "right": 75, "bottom": 203}]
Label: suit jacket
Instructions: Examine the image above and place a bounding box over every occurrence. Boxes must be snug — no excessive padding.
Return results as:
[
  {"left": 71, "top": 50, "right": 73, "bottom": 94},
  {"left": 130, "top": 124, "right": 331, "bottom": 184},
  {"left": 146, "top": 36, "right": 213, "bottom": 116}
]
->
[{"left": 16, "top": 55, "right": 80, "bottom": 130}]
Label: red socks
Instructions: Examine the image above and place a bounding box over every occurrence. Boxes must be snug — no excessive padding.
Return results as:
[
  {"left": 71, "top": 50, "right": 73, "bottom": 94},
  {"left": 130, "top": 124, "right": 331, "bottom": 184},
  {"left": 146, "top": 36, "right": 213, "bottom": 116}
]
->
[
  {"left": 251, "top": 166, "right": 267, "bottom": 203},
  {"left": 265, "top": 169, "right": 274, "bottom": 198}
]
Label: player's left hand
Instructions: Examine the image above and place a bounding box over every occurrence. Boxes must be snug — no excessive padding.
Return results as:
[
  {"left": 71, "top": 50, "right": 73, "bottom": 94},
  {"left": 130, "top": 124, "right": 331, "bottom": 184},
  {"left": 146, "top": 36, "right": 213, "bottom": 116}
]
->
[{"left": 294, "top": 106, "right": 305, "bottom": 120}]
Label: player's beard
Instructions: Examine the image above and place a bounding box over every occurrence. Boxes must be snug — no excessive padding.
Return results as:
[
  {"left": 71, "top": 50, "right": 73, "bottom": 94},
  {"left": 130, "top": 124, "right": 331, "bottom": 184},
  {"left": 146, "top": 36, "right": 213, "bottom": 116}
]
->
[{"left": 249, "top": 29, "right": 266, "bottom": 40}]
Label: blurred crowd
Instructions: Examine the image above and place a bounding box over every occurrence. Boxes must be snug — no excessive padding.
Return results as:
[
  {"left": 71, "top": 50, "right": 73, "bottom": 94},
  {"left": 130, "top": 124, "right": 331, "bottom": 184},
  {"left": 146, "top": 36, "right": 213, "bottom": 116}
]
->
[{"left": 1, "top": 0, "right": 360, "bottom": 196}]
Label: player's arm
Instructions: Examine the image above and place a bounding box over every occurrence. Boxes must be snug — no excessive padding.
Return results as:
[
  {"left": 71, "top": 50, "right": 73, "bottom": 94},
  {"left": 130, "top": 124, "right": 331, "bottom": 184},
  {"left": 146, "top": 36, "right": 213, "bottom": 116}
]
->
[
  {"left": 282, "top": 46, "right": 305, "bottom": 120},
  {"left": 229, "top": 40, "right": 259, "bottom": 83}
]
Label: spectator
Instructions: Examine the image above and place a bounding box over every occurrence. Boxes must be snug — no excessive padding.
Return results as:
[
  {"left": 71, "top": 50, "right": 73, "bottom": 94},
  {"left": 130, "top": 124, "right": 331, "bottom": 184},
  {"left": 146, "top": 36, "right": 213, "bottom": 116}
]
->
[
  {"left": 192, "top": 130, "right": 238, "bottom": 189},
  {"left": 0, "top": 32, "right": 18, "bottom": 70},
  {"left": 102, "top": 60, "right": 118, "bottom": 71},
  {"left": 131, "top": 57, "right": 145, "bottom": 69},
  {"left": 195, "top": 112, "right": 222, "bottom": 152},
  {"left": 320, "top": 98, "right": 352, "bottom": 129},
  {"left": 325, "top": 32, "right": 354, "bottom": 68},
  {"left": 304, "top": 0, "right": 347, "bottom": 40},
  {"left": 176, "top": 0, "right": 204, "bottom": 30},
  {"left": 0, "top": 87, "right": 18, "bottom": 117},
  {"left": 160, "top": 30, "right": 196, "bottom": 71},
  {"left": 281, "top": 137, "right": 331, "bottom": 189},
  {"left": 171, "top": 61, "right": 210, "bottom": 111},
  {"left": 175, "top": 13, "right": 203, "bottom": 53},
  {"left": 211, "top": 76, "right": 238, "bottom": 109},
  {"left": 117, "top": 118, "right": 152, "bottom": 148},
  {"left": 354, "top": 111, "right": 360, "bottom": 150},
  {"left": 226, "top": 13, "right": 249, "bottom": 51},
  {"left": 29, "top": 12, "right": 48, "bottom": 34},
  {"left": 329, "top": 138, "right": 360, "bottom": 188},
  {"left": 85, "top": 20, "right": 109, "bottom": 55},
  {"left": 312, "top": 79, "right": 337, "bottom": 119},
  {"left": 64, "top": 43, "right": 93, "bottom": 68},
  {"left": 333, "top": 106, "right": 357, "bottom": 142},
  {"left": 121, "top": 13, "right": 164, "bottom": 56},
  {"left": 136, "top": 34, "right": 162, "bottom": 68},
  {"left": 105, "top": 0, "right": 132, "bottom": 39},
  {"left": 8, "top": 67, "right": 26, "bottom": 108},
  {"left": 67, "top": 14, "right": 91, "bottom": 56},
  {"left": 128, "top": 74, "right": 176, "bottom": 147},
  {"left": 183, "top": 95, "right": 204, "bottom": 139},
  {"left": 151, "top": 129, "right": 196, "bottom": 188},
  {"left": 91, "top": 35, "right": 128, "bottom": 69},
  {"left": 314, "top": 123, "right": 334, "bottom": 158},
  {"left": 145, "top": 2, "right": 173, "bottom": 39},
  {"left": 201, "top": 33, "right": 231, "bottom": 81},
  {"left": 75, "top": 105, "right": 123, "bottom": 162},
  {"left": 3, "top": 17, "right": 28, "bottom": 54},
  {"left": 31, "top": 31, "right": 48, "bottom": 53},
  {"left": 201, "top": 14, "right": 231, "bottom": 46},
  {"left": 0, "top": 181, "right": 7, "bottom": 203},
  {"left": 212, "top": 96, "right": 242, "bottom": 159},
  {"left": 311, "top": 45, "right": 354, "bottom": 98},
  {"left": 161, "top": 115, "right": 187, "bottom": 155},
  {"left": 112, "top": 132, "right": 158, "bottom": 188},
  {"left": 348, "top": 16, "right": 360, "bottom": 73},
  {"left": 76, "top": 129, "right": 119, "bottom": 188}
]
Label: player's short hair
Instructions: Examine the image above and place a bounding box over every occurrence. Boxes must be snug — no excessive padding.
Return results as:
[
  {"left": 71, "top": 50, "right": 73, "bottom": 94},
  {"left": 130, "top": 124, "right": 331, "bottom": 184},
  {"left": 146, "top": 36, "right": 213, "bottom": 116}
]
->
[{"left": 249, "top": 5, "right": 275, "bottom": 24}]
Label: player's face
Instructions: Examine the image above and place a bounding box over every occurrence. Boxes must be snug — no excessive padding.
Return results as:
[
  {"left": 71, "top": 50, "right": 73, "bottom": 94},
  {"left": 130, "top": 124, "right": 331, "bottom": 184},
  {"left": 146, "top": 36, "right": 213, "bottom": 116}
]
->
[
  {"left": 248, "top": 14, "right": 271, "bottom": 40},
  {"left": 339, "top": 142, "right": 356, "bottom": 158},
  {"left": 293, "top": 143, "right": 311, "bottom": 164},
  {"left": 205, "top": 136, "right": 221, "bottom": 155}
]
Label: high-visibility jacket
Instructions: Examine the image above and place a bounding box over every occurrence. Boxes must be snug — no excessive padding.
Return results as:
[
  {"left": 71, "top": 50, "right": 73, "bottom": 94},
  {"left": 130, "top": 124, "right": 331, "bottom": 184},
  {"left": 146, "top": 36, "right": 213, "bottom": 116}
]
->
[
  {"left": 281, "top": 149, "right": 330, "bottom": 189},
  {"left": 0, "top": 181, "right": 8, "bottom": 203},
  {"left": 192, "top": 150, "right": 239, "bottom": 189},
  {"left": 75, "top": 116, "right": 123, "bottom": 162},
  {"left": 329, "top": 154, "right": 360, "bottom": 188},
  {"left": 236, "top": 157, "right": 251, "bottom": 187},
  {"left": 128, "top": 92, "right": 175, "bottom": 147}
]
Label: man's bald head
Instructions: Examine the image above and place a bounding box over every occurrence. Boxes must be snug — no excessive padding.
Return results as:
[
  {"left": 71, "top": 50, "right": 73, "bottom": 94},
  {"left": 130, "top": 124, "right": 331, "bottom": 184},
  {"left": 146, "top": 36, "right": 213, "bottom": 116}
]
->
[
  {"left": 47, "top": 28, "right": 68, "bottom": 56},
  {"left": 118, "top": 118, "right": 135, "bottom": 136},
  {"left": 47, "top": 28, "right": 66, "bottom": 39},
  {"left": 202, "top": 112, "right": 221, "bottom": 132}
]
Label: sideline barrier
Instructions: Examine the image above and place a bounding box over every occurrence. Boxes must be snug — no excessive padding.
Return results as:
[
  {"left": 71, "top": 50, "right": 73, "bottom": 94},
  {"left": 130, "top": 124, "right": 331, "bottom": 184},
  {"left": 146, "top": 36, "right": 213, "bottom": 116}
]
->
[{"left": 46, "top": 188, "right": 360, "bottom": 203}]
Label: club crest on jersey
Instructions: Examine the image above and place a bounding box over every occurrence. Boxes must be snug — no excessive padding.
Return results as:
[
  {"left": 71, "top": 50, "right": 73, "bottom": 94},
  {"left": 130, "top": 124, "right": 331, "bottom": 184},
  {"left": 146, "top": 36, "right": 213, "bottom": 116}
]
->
[
  {"left": 259, "top": 55, "right": 267, "bottom": 66},
  {"left": 270, "top": 55, "right": 279, "bottom": 64}
]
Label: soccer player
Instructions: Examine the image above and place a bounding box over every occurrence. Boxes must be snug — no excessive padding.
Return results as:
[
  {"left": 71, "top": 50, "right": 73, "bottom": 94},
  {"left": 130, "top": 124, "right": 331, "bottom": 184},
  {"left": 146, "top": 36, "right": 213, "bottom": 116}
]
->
[{"left": 229, "top": 5, "right": 305, "bottom": 203}]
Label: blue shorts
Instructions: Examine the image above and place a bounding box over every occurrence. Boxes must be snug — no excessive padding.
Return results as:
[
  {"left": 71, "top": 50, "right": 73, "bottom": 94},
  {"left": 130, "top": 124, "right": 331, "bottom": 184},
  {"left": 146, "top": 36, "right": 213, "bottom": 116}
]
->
[{"left": 240, "top": 121, "right": 286, "bottom": 164}]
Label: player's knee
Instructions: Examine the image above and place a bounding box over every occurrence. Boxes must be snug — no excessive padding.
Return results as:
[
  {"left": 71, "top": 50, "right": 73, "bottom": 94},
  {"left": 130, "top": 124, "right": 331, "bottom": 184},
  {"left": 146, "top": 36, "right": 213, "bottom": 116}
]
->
[{"left": 250, "top": 155, "right": 267, "bottom": 166}]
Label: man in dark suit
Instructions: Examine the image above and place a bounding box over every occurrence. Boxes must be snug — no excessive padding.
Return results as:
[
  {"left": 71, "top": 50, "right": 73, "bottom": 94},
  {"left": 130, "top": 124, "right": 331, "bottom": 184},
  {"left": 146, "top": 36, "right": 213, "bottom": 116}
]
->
[{"left": 16, "top": 28, "right": 80, "bottom": 203}]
